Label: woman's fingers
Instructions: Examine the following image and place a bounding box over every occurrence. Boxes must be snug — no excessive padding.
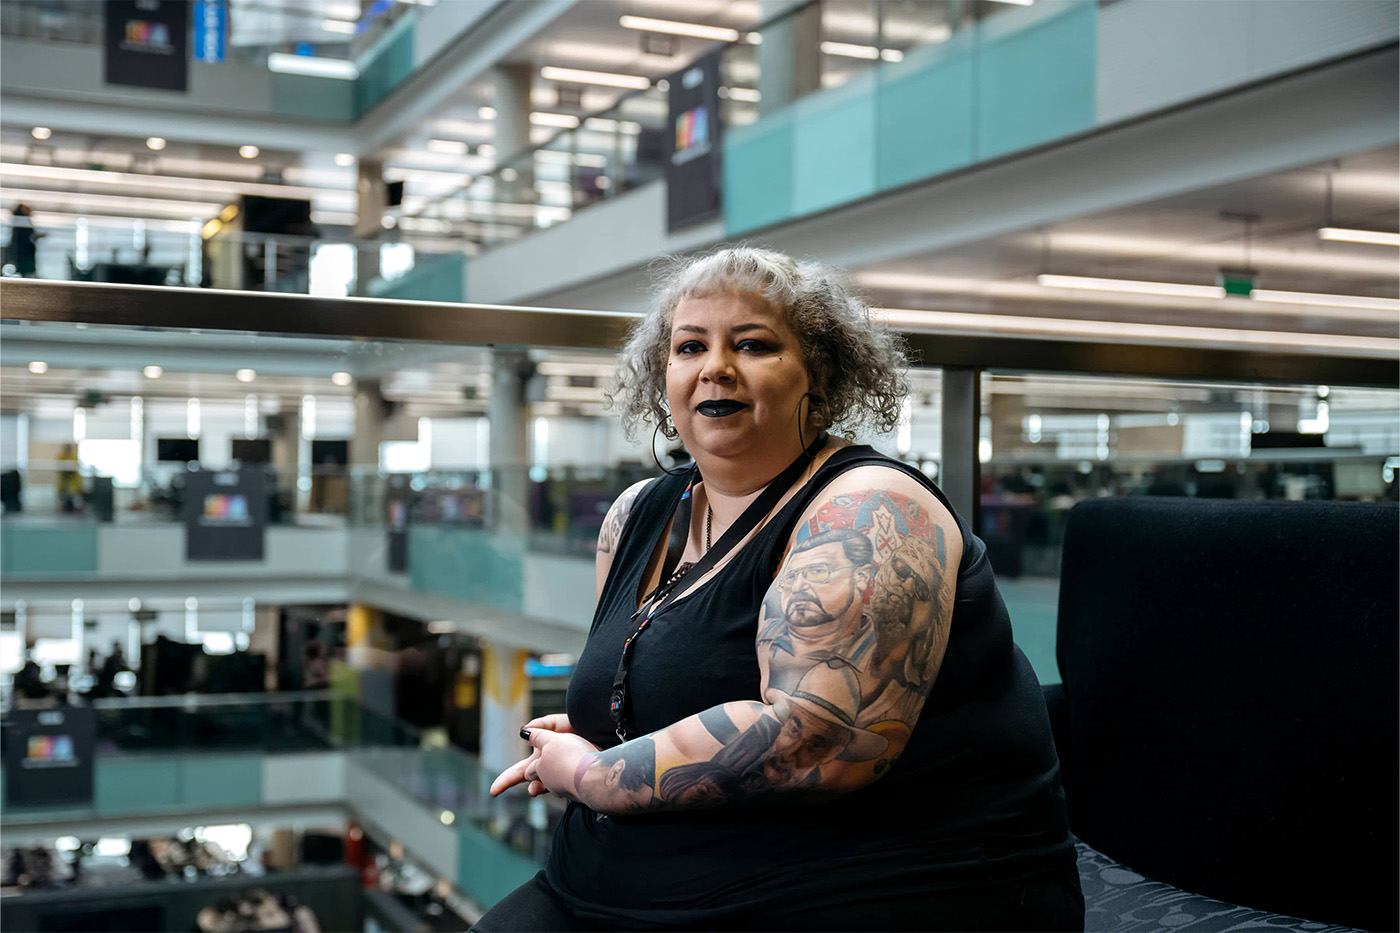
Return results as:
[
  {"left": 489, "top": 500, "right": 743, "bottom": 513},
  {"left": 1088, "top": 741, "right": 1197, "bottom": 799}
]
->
[
  {"left": 488, "top": 752, "right": 540, "bottom": 796},
  {"left": 522, "top": 713, "right": 574, "bottom": 734}
]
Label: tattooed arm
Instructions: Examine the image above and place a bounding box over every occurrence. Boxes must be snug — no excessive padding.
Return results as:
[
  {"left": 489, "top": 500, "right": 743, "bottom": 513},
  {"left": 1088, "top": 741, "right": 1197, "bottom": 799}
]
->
[
  {"left": 522, "top": 466, "right": 962, "bottom": 815},
  {"left": 596, "top": 480, "right": 650, "bottom": 599}
]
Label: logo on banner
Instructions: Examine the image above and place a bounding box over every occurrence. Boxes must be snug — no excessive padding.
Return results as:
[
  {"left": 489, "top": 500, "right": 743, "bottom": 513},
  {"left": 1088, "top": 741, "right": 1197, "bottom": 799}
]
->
[
  {"left": 673, "top": 106, "right": 712, "bottom": 166},
  {"left": 24, "top": 734, "right": 77, "bottom": 769},
  {"left": 122, "top": 18, "right": 174, "bottom": 55}
]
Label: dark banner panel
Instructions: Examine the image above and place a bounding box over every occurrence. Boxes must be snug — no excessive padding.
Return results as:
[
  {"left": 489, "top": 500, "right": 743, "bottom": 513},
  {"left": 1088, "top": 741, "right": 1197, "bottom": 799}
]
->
[
  {"left": 386, "top": 474, "right": 410, "bottom": 574},
  {"left": 105, "top": 0, "right": 189, "bottom": 91},
  {"left": 666, "top": 49, "right": 724, "bottom": 232},
  {"left": 3, "top": 706, "right": 96, "bottom": 808},
  {"left": 185, "top": 469, "right": 267, "bottom": 561}
]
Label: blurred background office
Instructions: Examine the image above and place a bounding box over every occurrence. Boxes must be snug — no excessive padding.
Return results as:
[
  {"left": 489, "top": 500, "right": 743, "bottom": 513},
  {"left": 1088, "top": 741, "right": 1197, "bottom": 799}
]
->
[{"left": 0, "top": 0, "right": 1396, "bottom": 930}]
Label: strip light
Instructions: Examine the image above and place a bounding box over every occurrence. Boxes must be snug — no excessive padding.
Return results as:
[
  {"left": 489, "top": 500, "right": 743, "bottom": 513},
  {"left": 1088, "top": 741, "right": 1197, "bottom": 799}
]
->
[
  {"left": 539, "top": 66, "right": 651, "bottom": 90},
  {"left": 819, "top": 41, "right": 903, "bottom": 63},
  {"left": 1038, "top": 273, "right": 1224, "bottom": 299},
  {"left": 1318, "top": 227, "right": 1400, "bottom": 247},
  {"left": 1251, "top": 289, "right": 1399, "bottom": 312},
  {"left": 618, "top": 15, "right": 739, "bottom": 42},
  {"left": 267, "top": 53, "right": 358, "bottom": 79},
  {"left": 531, "top": 112, "right": 581, "bottom": 129}
]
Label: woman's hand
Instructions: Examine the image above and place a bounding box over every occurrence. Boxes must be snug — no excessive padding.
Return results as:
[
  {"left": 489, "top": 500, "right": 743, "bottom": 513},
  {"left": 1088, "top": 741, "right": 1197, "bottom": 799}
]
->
[
  {"left": 489, "top": 727, "right": 599, "bottom": 801},
  {"left": 522, "top": 713, "right": 575, "bottom": 735}
]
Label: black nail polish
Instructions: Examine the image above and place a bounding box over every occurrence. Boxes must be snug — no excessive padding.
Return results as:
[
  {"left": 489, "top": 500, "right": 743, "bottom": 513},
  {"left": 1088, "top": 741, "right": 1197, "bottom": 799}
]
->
[{"left": 520, "top": 728, "right": 531, "bottom": 740}]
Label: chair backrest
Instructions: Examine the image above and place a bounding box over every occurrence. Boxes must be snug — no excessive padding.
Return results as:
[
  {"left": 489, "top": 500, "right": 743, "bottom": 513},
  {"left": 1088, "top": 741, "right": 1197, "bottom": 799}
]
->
[{"left": 1056, "top": 497, "right": 1398, "bottom": 932}]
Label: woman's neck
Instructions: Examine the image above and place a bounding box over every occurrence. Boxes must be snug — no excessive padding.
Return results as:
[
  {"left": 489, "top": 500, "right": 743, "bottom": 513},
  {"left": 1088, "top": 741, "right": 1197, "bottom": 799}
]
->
[{"left": 692, "top": 436, "right": 828, "bottom": 532}]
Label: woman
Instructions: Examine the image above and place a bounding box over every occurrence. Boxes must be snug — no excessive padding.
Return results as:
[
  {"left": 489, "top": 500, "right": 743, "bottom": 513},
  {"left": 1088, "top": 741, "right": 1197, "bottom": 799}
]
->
[{"left": 483, "top": 248, "right": 1082, "bottom": 931}]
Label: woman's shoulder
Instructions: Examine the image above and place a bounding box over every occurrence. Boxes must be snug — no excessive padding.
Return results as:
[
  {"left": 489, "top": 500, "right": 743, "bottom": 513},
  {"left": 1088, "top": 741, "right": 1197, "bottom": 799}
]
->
[{"left": 597, "top": 478, "right": 656, "bottom": 556}]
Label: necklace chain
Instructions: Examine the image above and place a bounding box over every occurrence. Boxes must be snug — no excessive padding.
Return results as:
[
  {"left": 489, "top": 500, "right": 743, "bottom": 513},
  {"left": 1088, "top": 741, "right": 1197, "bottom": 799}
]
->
[{"left": 705, "top": 505, "right": 712, "bottom": 552}]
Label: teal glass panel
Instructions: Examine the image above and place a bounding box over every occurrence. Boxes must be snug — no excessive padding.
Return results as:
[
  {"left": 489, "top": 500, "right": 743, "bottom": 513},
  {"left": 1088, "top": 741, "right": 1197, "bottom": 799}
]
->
[
  {"left": 793, "top": 71, "right": 878, "bottom": 217},
  {"left": 369, "top": 253, "right": 466, "bottom": 303},
  {"left": 876, "top": 37, "right": 977, "bottom": 191},
  {"left": 1, "top": 524, "right": 98, "bottom": 575},
  {"left": 456, "top": 820, "right": 539, "bottom": 908},
  {"left": 976, "top": 2, "right": 1097, "bottom": 161},
  {"left": 722, "top": 109, "right": 796, "bottom": 236},
  {"left": 96, "top": 758, "right": 180, "bottom": 814},
  {"left": 356, "top": 14, "right": 417, "bottom": 115},
  {"left": 181, "top": 755, "right": 262, "bottom": 808},
  {"left": 269, "top": 73, "right": 356, "bottom": 123},
  {"left": 408, "top": 527, "right": 524, "bottom": 613},
  {"left": 998, "top": 577, "right": 1061, "bottom": 685}
]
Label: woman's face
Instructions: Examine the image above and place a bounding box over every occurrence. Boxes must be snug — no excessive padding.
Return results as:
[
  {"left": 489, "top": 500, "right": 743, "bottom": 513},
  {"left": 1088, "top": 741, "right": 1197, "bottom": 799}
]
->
[{"left": 666, "top": 290, "right": 813, "bottom": 463}]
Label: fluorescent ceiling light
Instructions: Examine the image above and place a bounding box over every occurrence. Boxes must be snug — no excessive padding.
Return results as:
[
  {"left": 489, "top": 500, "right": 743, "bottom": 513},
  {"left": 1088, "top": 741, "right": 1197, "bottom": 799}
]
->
[
  {"left": 144, "top": 365, "right": 163, "bottom": 379},
  {"left": 618, "top": 15, "right": 739, "bottom": 42},
  {"left": 235, "top": 369, "right": 256, "bottom": 383},
  {"left": 28, "top": 361, "right": 48, "bottom": 374},
  {"left": 331, "top": 372, "right": 353, "bottom": 386},
  {"left": 531, "top": 112, "right": 581, "bottom": 129},
  {"left": 880, "top": 48, "right": 904, "bottom": 62},
  {"left": 872, "top": 307, "right": 1399, "bottom": 356},
  {"left": 427, "top": 139, "right": 469, "bottom": 155},
  {"left": 267, "top": 52, "right": 358, "bottom": 79},
  {"left": 334, "top": 152, "right": 355, "bottom": 167},
  {"left": 1318, "top": 227, "right": 1400, "bottom": 247},
  {"left": 146, "top": 137, "right": 166, "bottom": 151},
  {"left": 820, "top": 41, "right": 881, "bottom": 60},
  {"left": 31, "top": 127, "right": 51, "bottom": 140},
  {"left": 1251, "top": 288, "right": 1399, "bottom": 312},
  {"left": 321, "top": 18, "right": 357, "bottom": 34},
  {"left": 478, "top": 106, "right": 497, "bottom": 120},
  {"left": 725, "top": 87, "right": 761, "bottom": 103},
  {"left": 1038, "top": 273, "right": 1224, "bottom": 300},
  {"left": 1, "top": 163, "right": 351, "bottom": 206},
  {"left": 238, "top": 145, "right": 259, "bottom": 159},
  {"left": 987, "top": 0, "right": 1035, "bottom": 5},
  {"left": 539, "top": 66, "right": 651, "bottom": 90}
]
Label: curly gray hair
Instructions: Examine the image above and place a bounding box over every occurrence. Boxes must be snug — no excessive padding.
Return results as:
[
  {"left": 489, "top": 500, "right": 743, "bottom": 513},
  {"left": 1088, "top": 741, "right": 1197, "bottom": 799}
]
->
[{"left": 610, "top": 247, "right": 909, "bottom": 441}]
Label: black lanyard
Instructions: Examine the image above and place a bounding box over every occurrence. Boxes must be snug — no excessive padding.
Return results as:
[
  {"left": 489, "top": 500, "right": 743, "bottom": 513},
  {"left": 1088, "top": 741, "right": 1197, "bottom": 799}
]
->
[{"left": 609, "top": 435, "right": 827, "bottom": 742}]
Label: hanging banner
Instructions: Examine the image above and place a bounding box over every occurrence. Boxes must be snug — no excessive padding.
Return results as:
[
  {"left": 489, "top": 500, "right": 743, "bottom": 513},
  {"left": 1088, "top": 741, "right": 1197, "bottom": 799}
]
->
[
  {"left": 3, "top": 707, "right": 96, "bottom": 808},
  {"left": 185, "top": 468, "right": 267, "bottom": 561},
  {"left": 193, "top": 0, "right": 228, "bottom": 64},
  {"left": 665, "top": 48, "right": 724, "bottom": 232},
  {"left": 104, "top": 0, "right": 189, "bottom": 91}
]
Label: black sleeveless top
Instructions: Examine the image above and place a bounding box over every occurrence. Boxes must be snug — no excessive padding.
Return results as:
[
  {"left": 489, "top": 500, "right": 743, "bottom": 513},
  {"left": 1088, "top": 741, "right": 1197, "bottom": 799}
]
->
[{"left": 548, "top": 446, "right": 1076, "bottom": 928}]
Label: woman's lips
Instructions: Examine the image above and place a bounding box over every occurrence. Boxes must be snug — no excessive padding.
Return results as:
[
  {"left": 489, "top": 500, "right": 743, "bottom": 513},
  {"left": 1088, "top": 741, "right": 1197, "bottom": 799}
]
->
[{"left": 696, "top": 400, "right": 748, "bottom": 418}]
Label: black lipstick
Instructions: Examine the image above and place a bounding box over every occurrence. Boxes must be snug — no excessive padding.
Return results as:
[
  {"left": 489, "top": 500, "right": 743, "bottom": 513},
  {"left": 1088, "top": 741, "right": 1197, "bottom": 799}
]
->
[{"left": 697, "top": 400, "right": 747, "bottom": 418}]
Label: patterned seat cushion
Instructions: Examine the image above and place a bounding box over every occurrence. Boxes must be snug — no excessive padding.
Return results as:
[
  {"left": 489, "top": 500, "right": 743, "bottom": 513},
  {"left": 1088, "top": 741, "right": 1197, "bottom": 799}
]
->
[{"left": 1077, "top": 841, "right": 1360, "bottom": 933}]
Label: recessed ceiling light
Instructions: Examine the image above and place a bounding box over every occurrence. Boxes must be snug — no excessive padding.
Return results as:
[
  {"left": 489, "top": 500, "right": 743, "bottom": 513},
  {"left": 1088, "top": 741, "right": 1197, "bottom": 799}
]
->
[
  {"left": 500, "top": 167, "right": 518, "bottom": 182},
  {"left": 28, "top": 361, "right": 48, "bottom": 374},
  {"left": 618, "top": 15, "right": 739, "bottom": 42},
  {"left": 427, "top": 138, "right": 469, "bottom": 155},
  {"left": 726, "top": 87, "right": 761, "bottom": 103},
  {"left": 1318, "top": 227, "right": 1400, "bottom": 247},
  {"left": 530, "top": 112, "right": 580, "bottom": 129},
  {"left": 235, "top": 369, "right": 256, "bottom": 382},
  {"left": 820, "top": 41, "right": 881, "bottom": 60},
  {"left": 539, "top": 66, "right": 651, "bottom": 90},
  {"left": 239, "top": 145, "right": 260, "bottom": 159},
  {"left": 331, "top": 372, "right": 352, "bottom": 386},
  {"left": 144, "top": 365, "right": 163, "bottom": 379},
  {"left": 31, "top": 127, "right": 51, "bottom": 140},
  {"left": 478, "top": 106, "right": 497, "bottom": 120},
  {"left": 321, "top": 18, "right": 357, "bottom": 34},
  {"left": 146, "top": 137, "right": 167, "bottom": 151},
  {"left": 334, "top": 152, "right": 355, "bottom": 167}
]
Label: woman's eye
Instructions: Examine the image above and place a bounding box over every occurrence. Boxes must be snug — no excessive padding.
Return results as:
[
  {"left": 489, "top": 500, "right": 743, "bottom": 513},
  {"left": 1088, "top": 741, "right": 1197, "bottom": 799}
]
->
[
  {"left": 676, "top": 341, "right": 704, "bottom": 354},
  {"left": 738, "top": 340, "right": 772, "bottom": 353}
]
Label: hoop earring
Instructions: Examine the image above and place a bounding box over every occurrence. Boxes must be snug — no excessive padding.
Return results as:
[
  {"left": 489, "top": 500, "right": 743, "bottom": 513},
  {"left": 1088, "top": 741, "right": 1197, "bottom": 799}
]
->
[
  {"left": 651, "top": 419, "right": 689, "bottom": 477},
  {"left": 797, "top": 392, "right": 827, "bottom": 452}
]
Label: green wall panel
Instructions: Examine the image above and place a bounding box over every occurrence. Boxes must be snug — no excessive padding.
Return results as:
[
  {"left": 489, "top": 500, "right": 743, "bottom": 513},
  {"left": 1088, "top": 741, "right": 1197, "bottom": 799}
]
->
[
  {"left": 369, "top": 253, "right": 466, "bottom": 303},
  {"left": 407, "top": 527, "right": 524, "bottom": 613},
  {"left": 975, "top": 1, "right": 1097, "bottom": 160},
  {"left": 356, "top": 14, "right": 417, "bottom": 116},
  {"left": 456, "top": 820, "right": 539, "bottom": 908},
  {"left": 792, "top": 71, "right": 878, "bottom": 217},
  {"left": 876, "top": 37, "right": 977, "bottom": 190},
  {"left": 269, "top": 73, "right": 355, "bottom": 122},
  {"left": 182, "top": 755, "right": 262, "bottom": 808},
  {"left": 1, "top": 524, "right": 98, "bottom": 575},
  {"left": 722, "top": 109, "right": 795, "bottom": 236},
  {"left": 96, "top": 759, "right": 180, "bottom": 813}
]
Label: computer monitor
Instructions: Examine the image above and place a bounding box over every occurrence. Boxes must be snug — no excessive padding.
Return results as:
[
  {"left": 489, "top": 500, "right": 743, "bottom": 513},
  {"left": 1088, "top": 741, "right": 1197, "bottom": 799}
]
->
[
  {"left": 231, "top": 438, "right": 272, "bottom": 464},
  {"left": 156, "top": 438, "right": 199, "bottom": 462},
  {"left": 310, "top": 439, "right": 349, "bottom": 467}
]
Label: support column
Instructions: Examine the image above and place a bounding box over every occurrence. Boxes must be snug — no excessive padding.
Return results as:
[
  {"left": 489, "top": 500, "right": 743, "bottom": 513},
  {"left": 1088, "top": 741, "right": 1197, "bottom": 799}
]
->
[
  {"left": 489, "top": 350, "right": 531, "bottom": 536},
  {"left": 491, "top": 63, "right": 536, "bottom": 208},
  {"left": 270, "top": 402, "right": 301, "bottom": 520},
  {"left": 480, "top": 642, "right": 532, "bottom": 774},
  {"left": 353, "top": 159, "right": 385, "bottom": 294},
  {"left": 351, "top": 379, "right": 385, "bottom": 522},
  {"left": 757, "top": 0, "right": 823, "bottom": 117},
  {"left": 941, "top": 367, "right": 982, "bottom": 529}
]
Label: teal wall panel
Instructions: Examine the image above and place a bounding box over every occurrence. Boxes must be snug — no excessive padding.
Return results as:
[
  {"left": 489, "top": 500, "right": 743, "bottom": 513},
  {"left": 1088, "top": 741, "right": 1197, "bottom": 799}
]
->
[
  {"left": 182, "top": 755, "right": 263, "bottom": 808},
  {"left": 1, "top": 524, "right": 98, "bottom": 575},
  {"left": 975, "top": 2, "right": 1097, "bottom": 160},
  {"left": 96, "top": 759, "right": 180, "bottom": 813},
  {"left": 722, "top": 110, "right": 795, "bottom": 236},
  {"left": 269, "top": 73, "right": 355, "bottom": 122},
  {"left": 457, "top": 820, "right": 539, "bottom": 908},
  {"left": 369, "top": 253, "right": 466, "bottom": 303},
  {"left": 407, "top": 527, "right": 524, "bottom": 613},
  {"left": 876, "top": 38, "right": 977, "bottom": 190},
  {"left": 356, "top": 14, "right": 417, "bottom": 115},
  {"left": 792, "top": 71, "right": 878, "bottom": 216}
]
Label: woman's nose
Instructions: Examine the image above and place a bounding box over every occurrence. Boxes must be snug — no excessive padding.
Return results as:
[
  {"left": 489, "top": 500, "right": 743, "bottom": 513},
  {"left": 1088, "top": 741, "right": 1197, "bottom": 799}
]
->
[{"left": 700, "top": 351, "right": 736, "bottom": 383}]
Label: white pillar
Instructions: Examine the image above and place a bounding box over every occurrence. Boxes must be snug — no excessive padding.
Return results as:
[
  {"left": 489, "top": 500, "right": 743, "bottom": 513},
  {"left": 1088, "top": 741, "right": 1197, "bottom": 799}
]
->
[
  {"left": 758, "top": 0, "right": 823, "bottom": 117},
  {"left": 479, "top": 642, "right": 532, "bottom": 773},
  {"left": 489, "top": 350, "right": 531, "bottom": 536}
]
